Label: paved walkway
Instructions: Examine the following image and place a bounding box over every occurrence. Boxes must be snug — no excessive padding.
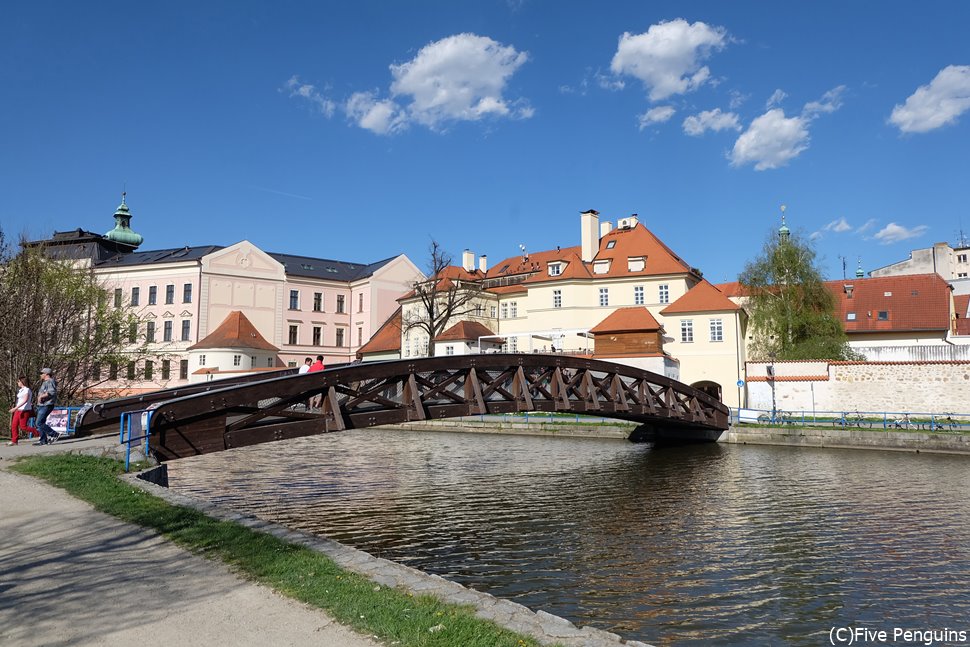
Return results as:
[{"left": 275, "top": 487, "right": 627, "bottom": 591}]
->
[{"left": 0, "top": 438, "right": 382, "bottom": 647}]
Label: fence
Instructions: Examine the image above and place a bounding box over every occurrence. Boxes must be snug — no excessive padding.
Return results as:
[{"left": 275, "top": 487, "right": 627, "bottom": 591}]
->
[
  {"left": 731, "top": 407, "right": 970, "bottom": 432},
  {"left": 120, "top": 409, "right": 153, "bottom": 472}
]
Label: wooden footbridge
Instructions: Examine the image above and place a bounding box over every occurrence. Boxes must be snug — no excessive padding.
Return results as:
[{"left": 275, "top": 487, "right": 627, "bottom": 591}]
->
[{"left": 77, "top": 355, "right": 729, "bottom": 462}]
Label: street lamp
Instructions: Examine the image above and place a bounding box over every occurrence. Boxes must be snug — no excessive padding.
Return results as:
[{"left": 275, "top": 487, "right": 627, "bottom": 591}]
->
[{"left": 767, "top": 353, "right": 777, "bottom": 423}]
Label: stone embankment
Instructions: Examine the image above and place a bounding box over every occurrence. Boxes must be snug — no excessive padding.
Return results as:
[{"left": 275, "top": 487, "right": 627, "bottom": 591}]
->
[{"left": 719, "top": 426, "right": 970, "bottom": 454}]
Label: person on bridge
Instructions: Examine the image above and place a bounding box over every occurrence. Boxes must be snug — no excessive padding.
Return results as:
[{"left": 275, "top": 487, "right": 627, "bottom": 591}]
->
[
  {"left": 33, "top": 368, "right": 58, "bottom": 446},
  {"left": 8, "top": 376, "right": 37, "bottom": 445},
  {"left": 298, "top": 357, "right": 312, "bottom": 374},
  {"left": 308, "top": 355, "right": 325, "bottom": 409}
]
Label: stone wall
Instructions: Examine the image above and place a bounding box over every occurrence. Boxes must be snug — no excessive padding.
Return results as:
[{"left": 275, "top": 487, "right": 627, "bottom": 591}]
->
[{"left": 746, "top": 360, "right": 970, "bottom": 415}]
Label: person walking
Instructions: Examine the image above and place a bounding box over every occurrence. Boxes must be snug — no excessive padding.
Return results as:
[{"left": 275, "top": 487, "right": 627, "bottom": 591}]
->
[
  {"left": 33, "top": 367, "right": 58, "bottom": 446},
  {"left": 307, "top": 355, "right": 325, "bottom": 409},
  {"left": 7, "top": 376, "right": 36, "bottom": 445}
]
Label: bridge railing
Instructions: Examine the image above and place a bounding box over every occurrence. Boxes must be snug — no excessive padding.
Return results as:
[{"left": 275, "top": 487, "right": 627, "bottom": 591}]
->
[
  {"left": 119, "top": 409, "right": 153, "bottom": 472},
  {"left": 731, "top": 407, "right": 970, "bottom": 432}
]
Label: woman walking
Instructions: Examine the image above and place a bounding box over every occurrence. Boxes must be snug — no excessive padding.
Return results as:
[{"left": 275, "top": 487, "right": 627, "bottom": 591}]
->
[{"left": 8, "top": 375, "right": 36, "bottom": 446}]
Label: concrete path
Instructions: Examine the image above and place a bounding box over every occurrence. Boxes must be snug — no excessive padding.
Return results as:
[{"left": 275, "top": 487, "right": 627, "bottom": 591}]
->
[{"left": 0, "top": 439, "right": 382, "bottom": 647}]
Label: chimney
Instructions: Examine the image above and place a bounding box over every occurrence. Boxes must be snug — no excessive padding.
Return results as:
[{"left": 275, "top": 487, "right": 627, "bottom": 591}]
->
[
  {"left": 479, "top": 254, "right": 488, "bottom": 273},
  {"left": 462, "top": 249, "right": 475, "bottom": 272},
  {"left": 600, "top": 221, "right": 613, "bottom": 237},
  {"left": 581, "top": 209, "right": 600, "bottom": 263}
]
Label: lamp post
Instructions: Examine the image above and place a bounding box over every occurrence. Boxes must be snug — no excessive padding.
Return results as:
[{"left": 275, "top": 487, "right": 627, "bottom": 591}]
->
[{"left": 768, "top": 353, "right": 777, "bottom": 423}]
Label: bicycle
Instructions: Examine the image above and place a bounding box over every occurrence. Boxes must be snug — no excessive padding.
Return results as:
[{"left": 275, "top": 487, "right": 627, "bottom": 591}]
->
[{"left": 891, "top": 413, "right": 912, "bottom": 429}]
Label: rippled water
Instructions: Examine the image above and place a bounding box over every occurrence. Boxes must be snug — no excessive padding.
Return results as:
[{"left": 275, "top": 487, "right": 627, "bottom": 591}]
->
[{"left": 167, "top": 430, "right": 970, "bottom": 645}]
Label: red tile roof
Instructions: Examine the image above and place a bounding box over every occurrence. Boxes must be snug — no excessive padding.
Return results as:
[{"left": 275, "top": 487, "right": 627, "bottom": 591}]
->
[
  {"left": 825, "top": 273, "right": 952, "bottom": 333},
  {"left": 437, "top": 320, "right": 499, "bottom": 342},
  {"left": 357, "top": 308, "right": 402, "bottom": 356},
  {"left": 661, "top": 280, "right": 740, "bottom": 315},
  {"left": 187, "top": 311, "right": 278, "bottom": 351},
  {"left": 590, "top": 307, "right": 662, "bottom": 334},
  {"left": 590, "top": 223, "right": 694, "bottom": 278}
]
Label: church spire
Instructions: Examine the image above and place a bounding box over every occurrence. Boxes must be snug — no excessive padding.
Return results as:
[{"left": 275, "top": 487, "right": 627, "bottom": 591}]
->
[
  {"left": 104, "top": 191, "right": 144, "bottom": 248},
  {"left": 778, "top": 204, "right": 791, "bottom": 242}
]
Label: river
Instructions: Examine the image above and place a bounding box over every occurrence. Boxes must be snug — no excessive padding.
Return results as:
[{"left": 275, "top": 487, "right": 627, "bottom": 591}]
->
[{"left": 166, "top": 429, "right": 970, "bottom": 645}]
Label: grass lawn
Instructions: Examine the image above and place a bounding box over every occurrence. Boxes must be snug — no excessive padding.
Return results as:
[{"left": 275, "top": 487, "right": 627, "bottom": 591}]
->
[{"left": 12, "top": 454, "right": 544, "bottom": 647}]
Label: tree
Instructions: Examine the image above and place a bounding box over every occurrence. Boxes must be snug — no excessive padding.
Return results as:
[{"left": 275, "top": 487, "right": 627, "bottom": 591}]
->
[
  {"left": 400, "top": 240, "right": 484, "bottom": 357},
  {"left": 0, "top": 229, "right": 150, "bottom": 413},
  {"left": 739, "top": 227, "right": 857, "bottom": 361}
]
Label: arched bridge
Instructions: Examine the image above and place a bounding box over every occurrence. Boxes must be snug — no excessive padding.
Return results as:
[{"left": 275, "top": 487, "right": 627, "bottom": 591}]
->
[{"left": 79, "top": 355, "right": 729, "bottom": 462}]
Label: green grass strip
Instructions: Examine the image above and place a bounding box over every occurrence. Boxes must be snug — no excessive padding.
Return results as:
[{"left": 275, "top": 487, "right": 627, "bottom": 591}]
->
[{"left": 12, "top": 454, "right": 543, "bottom": 647}]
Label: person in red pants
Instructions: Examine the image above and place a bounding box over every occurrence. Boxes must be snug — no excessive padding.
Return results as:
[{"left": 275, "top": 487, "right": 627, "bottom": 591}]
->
[{"left": 8, "top": 375, "right": 37, "bottom": 445}]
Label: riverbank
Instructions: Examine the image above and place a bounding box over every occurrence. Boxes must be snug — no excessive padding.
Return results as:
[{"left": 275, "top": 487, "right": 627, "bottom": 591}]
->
[{"left": 719, "top": 425, "right": 970, "bottom": 454}]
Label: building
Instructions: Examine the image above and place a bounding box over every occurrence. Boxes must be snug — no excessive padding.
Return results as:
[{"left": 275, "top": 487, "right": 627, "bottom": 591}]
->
[
  {"left": 365, "top": 210, "right": 748, "bottom": 407},
  {"left": 28, "top": 197, "right": 423, "bottom": 395}
]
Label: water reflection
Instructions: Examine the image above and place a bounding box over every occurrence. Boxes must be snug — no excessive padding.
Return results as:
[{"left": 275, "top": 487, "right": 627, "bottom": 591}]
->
[{"left": 167, "top": 430, "right": 970, "bottom": 645}]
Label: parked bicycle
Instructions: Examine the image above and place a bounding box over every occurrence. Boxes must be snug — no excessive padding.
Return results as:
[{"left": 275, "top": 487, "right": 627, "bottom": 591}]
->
[
  {"left": 836, "top": 411, "right": 870, "bottom": 429},
  {"left": 891, "top": 413, "right": 912, "bottom": 429}
]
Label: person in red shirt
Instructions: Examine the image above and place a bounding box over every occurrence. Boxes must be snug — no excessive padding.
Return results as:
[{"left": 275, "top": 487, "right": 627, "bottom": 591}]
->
[{"left": 308, "top": 355, "right": 325, "bottom": 409}]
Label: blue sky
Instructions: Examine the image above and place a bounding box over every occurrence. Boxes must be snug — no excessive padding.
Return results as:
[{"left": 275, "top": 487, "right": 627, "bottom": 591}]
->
[{"left": 2, "top": 1, "right": 969, "bottom": 284}]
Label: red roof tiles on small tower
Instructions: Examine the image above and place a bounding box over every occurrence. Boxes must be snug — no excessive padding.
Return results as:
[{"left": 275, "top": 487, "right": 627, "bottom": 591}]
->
[{"left": 187, "top": 311, "right": 278, "bottom": 351}]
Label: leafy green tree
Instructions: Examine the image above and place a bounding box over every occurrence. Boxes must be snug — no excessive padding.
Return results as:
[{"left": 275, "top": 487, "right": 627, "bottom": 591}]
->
[
  {"left": 0, "top": 228, "right": 150, "bottom": 414},
  {"left": 739, "top": 227, "right": 857, "bottom": 361}
]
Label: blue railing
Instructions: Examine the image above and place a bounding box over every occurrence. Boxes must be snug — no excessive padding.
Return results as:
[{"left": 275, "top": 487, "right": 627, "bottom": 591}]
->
[
  {"left": 27, "top": 405, "right": 85, "bottom": 438},
  {"left": 119, "top": 409, "right": 153, "bottom": 472},
  {"left": 731, "top": 407, "right": 970, "bottom": 432}
]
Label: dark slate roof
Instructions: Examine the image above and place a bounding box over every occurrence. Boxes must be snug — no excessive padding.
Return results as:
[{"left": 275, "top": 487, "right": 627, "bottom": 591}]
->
[
  {"left": 94, "top": 245, "right": 224, "bottom": 267},
  {"left": 267, "top": 252, "right": 400, "bottom": 281}
]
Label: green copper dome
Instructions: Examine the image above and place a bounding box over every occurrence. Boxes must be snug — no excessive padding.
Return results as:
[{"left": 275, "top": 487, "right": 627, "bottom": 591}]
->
[
  {"left": 778, "top": 206, "right": 791, "bottom": 241},
  {"left": 104, "top": 193, "right": 144, "bottom": 248}
]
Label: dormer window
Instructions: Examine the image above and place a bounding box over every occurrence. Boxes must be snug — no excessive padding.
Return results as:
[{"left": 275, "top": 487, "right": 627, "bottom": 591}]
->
[
  {"left": 606, "top": 240, "right": 616, "bottom": 249},
  {"left": 627, "top": 256, "right": 646, "bottom": 272},
  {"left": 593, "top": 260, "right": 611, "bottom": 274},
  {"left": 548, "top": 262, "right": 562, "bottom": 276},
  {"left": 844, "top": 284, "right": 854, "bottom": 299}
]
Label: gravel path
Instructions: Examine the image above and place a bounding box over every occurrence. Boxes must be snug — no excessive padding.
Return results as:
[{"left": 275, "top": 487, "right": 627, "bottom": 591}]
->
[{"left": 0, "top": 443, "right": 383, "bottom": 647}]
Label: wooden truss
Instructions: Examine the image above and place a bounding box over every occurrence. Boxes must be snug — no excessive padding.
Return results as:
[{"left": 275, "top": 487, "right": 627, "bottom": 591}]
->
[{"left": 83, "top": 354, "right": 729, "bottom": 461}]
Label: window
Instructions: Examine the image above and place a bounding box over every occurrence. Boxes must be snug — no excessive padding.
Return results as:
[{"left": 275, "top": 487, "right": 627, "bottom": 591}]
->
[
  {"left": 501, "top": 303, "right": 509, "bottom": 319},
  {"left": 358, "top": 293, "right": 364, "bottom": 312},
  {"left": 593, "top": 260, "right": 610, "bottom": 274},
  {"left": 165, "top": 285, "right": 174, "bottom": 304},
  {"left": 288, "top": 325, "right": 298, "bottom": 345},
  {"left": 548, "top": 263, "right": 562, "bottom": 276},
  {"left": 599, "top": 288, "right": 609, "bottom": 306},
  {"left": 289, "top": 290, "right": 300, "bottom": 310},
  {"left": 959, "top": 254, "right": 968, "bottom": 263},
  {"left": 127, "top": 362, "right": 136, "bottom": 380},
  {"left": 312, "top": 326, "right": 321, "bottom": 346},
  {"left": 129, "top": 321, "right": 138, "bottom": 343},
  {"left": 710, "top": 318, "right": 723, "bottom": 342},
  {"left": 627, "top": 256, "right": 646, "bottom": 272},
  {"left": 161, "top": 360, "right": 171, "bottom": 380},
  {"left": 233, "top": 354, "right": 241, "bottom": 367},
  {"left": 288, "top": 361, "right": 297, "bottom": 368},
  {"left": 146, "top": 321, "right": 156, "bottom": 343},
  {"left": 313, "top": 292, "right": 323, "bottom": 312},
  {"left": 109, "top": 363, "right": 118, "bottom": 380},
  {"left": 336, "top": 328, "right": 345, "bottom": 347},
  {"left": 179, "top": 360, "right": 188, "bottom": 380},
  {"left": 960, "top": 273, "right": 968, "bottom": 278},
  {"left": 163, "top": 320, "right": 173, "bottom": 342},
  {"left": 148, "top": 286, "right": 157, "bottom": 305},
  {"left": 681, "top": 319, "right": 694, "bottom": 343},
  {"left": 490, "top": 306, "right": 497, "bottom": 318},
  {"left": 878, "top": 311, "right": 889, "bottom": 321},
  {"left": 183, "top": 283, "right": 192, "bottom": 303},
  {"left": 847, "top": 312, "right": 857, "bottom": 321},
  {"left": 131, "top": 287, "right": 140, "bottom": 306},
  {"left": 144, "top": 360, "right": 153, "bottom": 380},
  {"left": 267, "top": 358, "right": 274, "bottom": 367},
  {"left": 509, "top": 336, "right": 518, "bottom": 352},
  {"left": 250, "top": 356, "right": 256, "bottom": 367},
  {"left": 510, "top": 302, "right": 518, "bottom": 318},
  {"left": 181, "top": 320, "right": 191, "bottom": 341},
  {"left": 606, "top": 240, "right": 616, "bottom": 249},
  {"left": 357, "top": 327, "right": 363, "bottom": 346},
  {"left": 114, "top": 288, "right": 122, "bottom": 308},
  {"left": 553, "top": 289, "right": 562, "bottom": 308},
  {"left": 446, "top": 345, "right": 455, "bottom": 356},
  {"left": 199, "top": 354, "right": 206, "bottom": 366},
  {"left": 336, "top": 295, "right": 345, "bottom": 313},
  {"left": 634, "top": 286, "right": 644, "bottom": 305},
  {"left": 659, "top": 284, "right": 669, "bottom": 304}
]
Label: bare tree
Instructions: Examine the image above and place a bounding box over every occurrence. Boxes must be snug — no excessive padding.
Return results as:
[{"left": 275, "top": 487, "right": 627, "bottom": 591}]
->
[
  {"left": 401, "top": 240, "right": 484, "bottom": 357},
  {"left": 0, "top": 231, "right": 152, "bottom": 413}
]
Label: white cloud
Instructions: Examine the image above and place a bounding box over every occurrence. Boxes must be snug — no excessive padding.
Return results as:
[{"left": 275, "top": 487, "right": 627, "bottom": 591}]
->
[
  {"left": 345, "top": 92, "right": 407, "bottom": 135},
  {"left": 824, "top": 217, "right": 853, "bottom": 233},
  {"left": 283, "top": 75, "right": 336, "bottom": 117},
  {"left": 729, "top": 86, "right": 845, "bottom": 170},
  {"left": 873, "top": 222, "right": 929, "bottom": 244},
  {"left": 387, "top": 33, "right": 532, "bottom": 131},
  {"left": 729, "top": 89, "right": 749, "bottom": 110},
  {"left": 856, "top": 218, "right": 877, "bottom": 234},
  {"left": 609, "top": 19, "right": 728, "bottom": 101},
  {"left": 889, "top": 65, "right": 970, "bottom": 133},
  {"left": 766, "top": 89, "right": 787, "bottom": 109},
  {"left": 682, "top": 108, "right": 741, "bottom": 136},
  {"left": 639, "top": 106, "right": 676, "bottom": 129},
  {"left": 729, "top": 109, "right": 809, "bottom": 170}
]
